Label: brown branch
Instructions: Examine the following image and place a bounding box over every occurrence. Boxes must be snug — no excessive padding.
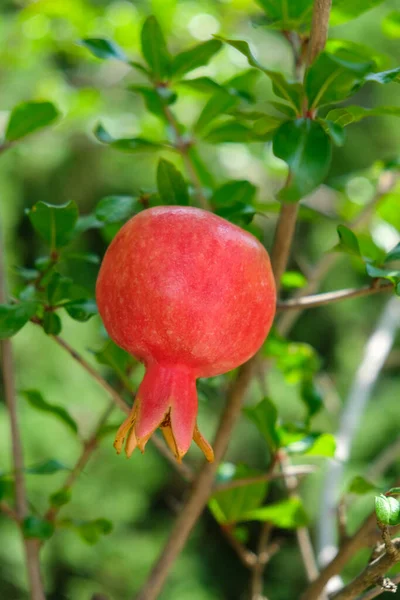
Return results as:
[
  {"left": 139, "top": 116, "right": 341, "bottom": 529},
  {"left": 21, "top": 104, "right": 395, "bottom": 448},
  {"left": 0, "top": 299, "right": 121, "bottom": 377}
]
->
[
  {"left": 250, "top": 522, "right": 273, "bottom": 599},
  {"left": 0, "top": 501, "right": 19, "bottom": 522},
  {"left": 161, "top": 104, "right": 210, "bottom": 210},
  {"left": 214, "top": 465, "right": 317, "bottom": 492},
  {"left": 270, "top": 203, "right": 299, "bottom": 293},
  {"left": 306, "top": 0, "right": 332, "bottom": 66},
  {"left": 277, "top": 283, "right": 393, "bottom": 311},
  {"left": 330, "top": 539, "right": 400, "bottom": 600},
  {"left": 220, "top": 525, "right": 257, "bottom": 568},
  {"left": 0, "top": 238, "right": 45, "bottom": 599},
  {"left": 358, "top": 573, "right": 400, "bottom": 600}
]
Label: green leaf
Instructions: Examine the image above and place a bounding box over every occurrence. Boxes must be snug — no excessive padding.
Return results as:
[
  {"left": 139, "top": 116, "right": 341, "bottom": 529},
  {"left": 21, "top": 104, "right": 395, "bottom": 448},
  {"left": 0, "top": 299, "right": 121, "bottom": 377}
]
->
[
  {"left": 21, "top": 389, "right": 78, "bottom": 434},
  {"left": 156, "top": 159, "right": 189, "bottom": 205},
  {"left": 331, "top": 0, "right": 386, "bottom": 26},
  {"left": 283, "top": 432, "right": 336, "bottom": 457},
  {"left": 300, "top": 379, "right": 323, "bottom": 419},
  {"left": 64, "top": 299, "right": 98, "bottom": 322},
  {"left": 365, "top": 68, "right": 400, "bottom": 85},
  {"left": 388, "top": 487, "right": 400, "bottom": 495},
  {"left": 281, "top": 271, "right": 307, "bottom": 289},
  {"left": 348, "top": 476, "right": 377, "bottom": 495},
  {"left": 0, "top": 302, "right": 37, "bottom": 339},
  {"left": 178, "top": 77, "right": 223, "bottom": 94},
  {"left": 140, "top": 15, "right": 170, "bottom": 80},
  {"left": 242, "top": 498, "right": 309, "bottom": 528},
  {"left": 80, "top": 38, "right": 128, "bottom": 62},
  {"left": 322, "top": 120, "right": 346, "bottom": 147},
  {"left": 128, "top": 85, "right": 176, "bottom": 118},
  {"left": 375, "top": 494, "right": 400, "bottom": 526},
  {"left": 365, "top": 264, "right": 400, "bottom": 279},
  {"left": 273, "top": 118, "right": 332, "bottom": 201},
  {"left": 382, "top": 11, "right": 400, "bottom": 39},
  {"left": 95, "top": 196, "right": 138, "bottom": 224},
  {"left": 305, "top": 52, "right": 373, "bottom": 109},
  {"left": 26, "top": 459, "right": 70, "bottom": 475},
  {"left": 195, "top": 89, "right": 241, "bottom": 134},
  {"left": 76, "top": 518, "right": 113, "bottom": 545},
  {"left": 43, "top": 312, "right": 62, "bottom": 335},
  {"left": 50, "top": 488, "right": 72, "bottom": 507},
  {"left": 6, "top": 101, "right": 59, "bottom": 142},
  {"left": 243, "top": 398, "right": 280, "bottom": 451},
  {"left": 217, "top": 37, "right": 303, "bottom": 112},
  {"left": 336, "top": 225, "right": 361, "bottom": 256},
  {"left": 22, "top": 516, "right": 54, "bottom": 540},
  {"left": 255, "top": 0, "right": 313, "bottom": 32},
  {"left": 326, "top": 105, "right": 400, "bottom": 128},
  {"left": 28, "top": 201, "right": 79, "bottom": 249},
  {"left": 385, "top": 243, "right": 400, "bottom": 263},
  {"left": 94, "top": 340, "right": 136, "bottom": 391},
  {"left": 215, "top": 204, "right": 256, "bottom": 227},
  {"left": 211, "top": 180, "right": 257, "bottom": 207},
  {"left": 209, "top": 463, "right": 268, "bottom": 525},
  {"left": 171, "top": 39, "right": 222, "bottom": 79},
  {"left": 253, "top": 115, "right": 283, "bottom": 137},
  {"left": 0, "top": 478, "right": 14, "bottom": 502},
  {"left": 94, "top": 123, "right": 164, "bottom": 153},
  {"left": 205, "top": 121, "right": 256, "bottom": 144},
  {"left": 269, "top": 101, "right": 297, "bottom": 117}
]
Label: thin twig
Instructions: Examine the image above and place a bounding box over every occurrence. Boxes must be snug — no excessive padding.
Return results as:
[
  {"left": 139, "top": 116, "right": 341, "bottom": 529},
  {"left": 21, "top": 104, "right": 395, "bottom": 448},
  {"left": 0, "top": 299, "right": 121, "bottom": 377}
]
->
[
  {"left": 330, "top": 539, "right": 400, "bottom": 600},
  {"left": 358, "top": 573, "right": 400, "bottom": 600},
  {"left": 162, "top": 104, "right": 209, "bottom": 210},
  {"left": 0, "top": 228, "right": 45, "bottom": 599},
  {"left": 0, "top": 501, "right": 19, "bottom": 522},
  {"left": 220, "top": 525, "right": 257, "bottom": 568},
  {"left": 250, "top": 523, "right": 273, "bottom": 599},
  {"left": 306, "top": 0, "right": 332, "bottom": 66},
  {"left": 277, "top": 283, "right": 393, "bottom": 311}
]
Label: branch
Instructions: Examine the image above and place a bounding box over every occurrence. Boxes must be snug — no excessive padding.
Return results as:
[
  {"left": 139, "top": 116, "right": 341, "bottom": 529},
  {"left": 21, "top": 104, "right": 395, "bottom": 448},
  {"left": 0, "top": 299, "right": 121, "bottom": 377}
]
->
[
  {"left": 0, "top": 501, "right": 19, "bottom": 522},
  {"left": 0, "top": 234, "right": 45, "bottom": 599},
  {"left": 270, "top": 203, "right": 299, "bottom": 293},
  {"left": 330, "top": 539, "right": 400, "bottom": 600},
  {"left": 307, "top": 0, "right": 332, "bottom": 66},
  {"left": 358, "top": 573, "right": 400, "bottom": 600},
  {"left": 277, "top": 283, "right": 393, "bottom": 311},
  {"left": 162, "top": 104, "right": 210, "bottom": 210}
]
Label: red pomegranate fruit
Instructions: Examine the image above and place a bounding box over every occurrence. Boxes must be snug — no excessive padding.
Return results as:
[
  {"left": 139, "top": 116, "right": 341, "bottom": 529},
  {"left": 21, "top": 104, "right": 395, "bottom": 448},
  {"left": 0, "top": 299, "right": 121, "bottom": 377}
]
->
[{"left": 96, "top": 206, "right": 276, "bottom": 462}]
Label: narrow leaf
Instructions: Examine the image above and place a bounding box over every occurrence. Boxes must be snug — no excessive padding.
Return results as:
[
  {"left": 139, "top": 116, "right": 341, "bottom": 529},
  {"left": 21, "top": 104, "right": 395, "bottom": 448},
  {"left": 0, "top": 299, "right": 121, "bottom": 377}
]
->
[
  {"left": 21, "top": 389, "right": 78, "bottom": 434},
  {"left": 140, "top": 15, "right": 170, "bottom": 80},
  {"left": 80, "top": 38, "right": 128, "bottom": 62},
  {"left": 157, "top": 159, "right": 189, "bottom": 205},
  {"left": 171, "top": 40, "right": 222, "bottom": 78}
]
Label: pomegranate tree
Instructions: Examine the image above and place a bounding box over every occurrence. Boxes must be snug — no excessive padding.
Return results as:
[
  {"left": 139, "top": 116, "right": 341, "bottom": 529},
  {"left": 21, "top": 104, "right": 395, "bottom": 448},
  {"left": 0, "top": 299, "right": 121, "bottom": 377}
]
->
[{"left": 96, "top": 206, "right": 276, "bottom": 461}]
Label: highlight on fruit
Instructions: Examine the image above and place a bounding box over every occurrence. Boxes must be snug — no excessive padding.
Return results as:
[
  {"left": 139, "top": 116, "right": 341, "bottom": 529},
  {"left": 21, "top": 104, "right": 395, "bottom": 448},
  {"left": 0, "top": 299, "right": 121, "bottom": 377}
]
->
[{"left": 96, "top": 206, "right": 276, "bottom": 462}]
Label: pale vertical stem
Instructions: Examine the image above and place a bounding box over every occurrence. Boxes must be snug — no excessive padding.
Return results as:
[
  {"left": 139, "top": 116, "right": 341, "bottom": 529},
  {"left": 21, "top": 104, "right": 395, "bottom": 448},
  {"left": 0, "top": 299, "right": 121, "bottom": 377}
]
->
[{"left": 0, "top": 226, "right": 45, "bottom": 600}]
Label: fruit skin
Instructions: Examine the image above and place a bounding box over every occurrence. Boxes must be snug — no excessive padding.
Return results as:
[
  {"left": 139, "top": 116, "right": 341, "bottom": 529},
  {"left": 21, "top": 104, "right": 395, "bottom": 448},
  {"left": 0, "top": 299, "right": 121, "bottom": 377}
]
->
[{"left": 96, "top": 206, "right": 276, "bottom": 461}]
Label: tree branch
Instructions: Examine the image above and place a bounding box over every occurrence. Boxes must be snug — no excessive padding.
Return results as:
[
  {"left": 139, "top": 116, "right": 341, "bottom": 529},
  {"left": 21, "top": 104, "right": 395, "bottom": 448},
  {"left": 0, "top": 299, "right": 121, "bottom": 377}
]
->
[
  {"left": 306, "top": 0, "right": 332, "bottom": 66},
  {"left": 330, "top": 539, "right": 400, "bottom": 600},
  {"left": 0, "top": 232, "right": 45, "bottom": 599},
  {"left": 277, "top": 283, "right": 393, "bottom": 311},
  {"left": 358, "top": 573, "right": 400, "bottom": 600},
  {"left": 214, "top": 465, "right": 317, "bottom": 492}
]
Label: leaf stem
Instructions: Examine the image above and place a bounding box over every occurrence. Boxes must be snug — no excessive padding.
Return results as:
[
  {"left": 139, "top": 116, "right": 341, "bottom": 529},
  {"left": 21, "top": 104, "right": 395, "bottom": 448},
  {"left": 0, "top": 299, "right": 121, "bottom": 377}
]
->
[{"left": 277, "top": 283, "right": 394, "bottom": 311}]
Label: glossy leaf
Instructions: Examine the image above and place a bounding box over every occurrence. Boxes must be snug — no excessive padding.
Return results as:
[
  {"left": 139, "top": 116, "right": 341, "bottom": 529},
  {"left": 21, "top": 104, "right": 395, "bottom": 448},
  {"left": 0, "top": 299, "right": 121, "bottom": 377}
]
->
[
  {"left": 281, "top": 271, "right": 307, "bottom": 289},
  {"left": 22, "top": 516, "right": 54, "bottom": 540},
  {"left": 242, "top": 498, "right": 309, "bottom": 528},
  {"left": 156, "top": 159, "right": 189, "bottom": 205},
  {"left": 284, "top": 432, "right": 336, "bottom": 457},
  {"left": 388, "top": 487, "right": 400, "bottom": 495},
  {"left": 140, "top": 16, "right": 170, "bottom": 80},
  {"left": 336, "top": 225, "right": 361, "bottom": 256},
  {"left": 300, "top": 379, "right": 323, "bottom": 419},
  {"left": 327, "top": 105, "right": 400, "bottom": 127},
  {"left": 195, "top": 89, "right": 240, "bottom": 134},
  {"left": 28, "top": 201, "right": 79, "bottom": 248},
  {"left": 385, "top": 243, "right": 400, "bottom": 263},
  {"left": 171, "top": 39, "right": 222, "bottom": 78},
  {"left": 365, "top": 264, "right": 400, "bottom": 279},
  {"left": 273, "top": 118, "right": 332, "bottom": 201},
  {"left": 64, "top": 299, "right": 98, "bottom": 322},
  {"left": 365, "top": 68, "right": 400, "bottom": 85},
  {"left": 80, "top": 38, "right": 128, "bottom": 62},
  {"left": 322, "top": 120, "right": 346, "bottom": 147},
  {"left": 0, "top": 302, "right": 37, "bottom": 339},
  {"left": 128, "top": 85, "right": 176, "bottom": 118},
  {"left": 43, "top": 311, "right": 62, "bottom": 335},
  {"left": 95, "top": 196, "right": 138, "bottom": 224},
  {"left": 375, "top": 494, "right": 400, "bottom": 526},
  {"left": 178, "top": 77, "right": 223, "bottom": 94},
  {"left": 212, "top": 180, "right": 257, "bottom": 207},
  {"left": 205, "top": 121, "right": 256, "bottom": 144},
  {"left": 305, "top": 52, "right": 373, "bottom": 109},
  {"left": 6, "top": 101, "right": 59, "bottom": 142},
  {"left": 94, "top": 124, "right": 164, "bottom": 153},
  {"left": 243, "top": 398, "right": 280, "bottom": 451},
  {"left": 348, "top": 476, "right": 377, "bottom": 495},
  {"left": 21, "top": 389, "right": 78, "bottom": 434},
  {"left": 217, "top": 37, "right": 303, "bottom": 112},
  {"left": 209, "top": 464, "right": 268, "bottom": 525}
]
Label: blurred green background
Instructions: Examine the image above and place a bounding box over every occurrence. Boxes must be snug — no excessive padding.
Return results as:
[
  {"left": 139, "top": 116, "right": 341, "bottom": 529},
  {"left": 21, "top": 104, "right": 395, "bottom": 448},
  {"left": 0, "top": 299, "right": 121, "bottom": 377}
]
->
[{"left": 1, "top": 0, "right": 400, "bottom": 599}]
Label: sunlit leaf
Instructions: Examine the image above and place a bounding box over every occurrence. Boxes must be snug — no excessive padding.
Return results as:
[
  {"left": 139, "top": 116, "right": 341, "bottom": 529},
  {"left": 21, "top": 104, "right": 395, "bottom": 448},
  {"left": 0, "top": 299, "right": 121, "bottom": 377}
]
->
[
  {"left": 242, "top": 498, "right": 309, "bottom": 528},
  {"left": 330, "top": 0, "right": 386, "bottom": 26},
  {"left": 171, "top": 39, "right": 222, "bottom": 78},
  {"left": 375, "top": 494, "right": 400, "bottom": 526}
]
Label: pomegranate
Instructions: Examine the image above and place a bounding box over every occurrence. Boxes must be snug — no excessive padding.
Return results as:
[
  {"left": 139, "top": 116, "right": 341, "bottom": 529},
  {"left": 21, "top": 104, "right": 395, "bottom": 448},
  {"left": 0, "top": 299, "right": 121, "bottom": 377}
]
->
[{"left": 96, "top": 207, "right": 276, "bottom": 462}]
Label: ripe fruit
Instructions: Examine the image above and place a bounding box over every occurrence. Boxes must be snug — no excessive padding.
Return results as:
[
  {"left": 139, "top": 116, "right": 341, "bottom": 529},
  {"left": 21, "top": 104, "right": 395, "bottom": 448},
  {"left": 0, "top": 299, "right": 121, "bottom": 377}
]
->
[{"left": 96, "top": 207, "right": 276, "bottom": 462}]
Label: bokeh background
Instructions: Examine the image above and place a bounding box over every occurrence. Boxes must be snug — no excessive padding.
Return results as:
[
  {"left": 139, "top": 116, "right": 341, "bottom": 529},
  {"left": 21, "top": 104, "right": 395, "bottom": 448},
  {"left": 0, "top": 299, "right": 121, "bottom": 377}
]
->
[{"left": 1, "top": 0, "right": 400, "bottom": 599}]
